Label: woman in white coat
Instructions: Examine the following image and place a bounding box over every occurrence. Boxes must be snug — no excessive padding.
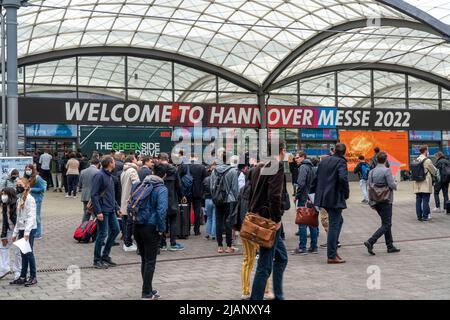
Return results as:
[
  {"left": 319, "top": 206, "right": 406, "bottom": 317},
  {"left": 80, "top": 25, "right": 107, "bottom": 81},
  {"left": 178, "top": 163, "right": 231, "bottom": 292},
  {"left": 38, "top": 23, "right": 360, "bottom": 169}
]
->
[{"left": 10, "top": 178, "right": 38, "bottom": 287}]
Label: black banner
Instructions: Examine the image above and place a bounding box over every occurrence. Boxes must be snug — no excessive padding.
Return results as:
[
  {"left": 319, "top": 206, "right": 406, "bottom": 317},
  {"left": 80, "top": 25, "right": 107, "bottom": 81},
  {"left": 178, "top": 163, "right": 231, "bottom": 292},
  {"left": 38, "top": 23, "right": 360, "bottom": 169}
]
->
[{"left": 0, "top": 97, "right": 449, "bottom": 130}]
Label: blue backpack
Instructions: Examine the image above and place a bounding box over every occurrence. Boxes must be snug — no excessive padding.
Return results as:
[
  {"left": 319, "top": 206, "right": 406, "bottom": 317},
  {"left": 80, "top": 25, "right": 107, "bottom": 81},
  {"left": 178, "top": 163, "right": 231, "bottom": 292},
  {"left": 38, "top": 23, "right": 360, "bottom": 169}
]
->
[
  {"left": 180, "top": 165, "right": 193, "bottom": 198},
  {"left": 127, "top": 182, "right": 155, "bottom": 224},
  {"left": 361, "top": 163, "right": 370, "bottom": 181}
]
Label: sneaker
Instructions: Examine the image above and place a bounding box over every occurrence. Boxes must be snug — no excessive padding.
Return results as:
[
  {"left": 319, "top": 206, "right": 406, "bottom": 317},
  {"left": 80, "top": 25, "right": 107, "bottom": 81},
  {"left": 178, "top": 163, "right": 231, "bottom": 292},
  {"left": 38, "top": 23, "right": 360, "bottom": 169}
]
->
[
  {"left": 160, "top": 245, "right": 168, "bottom": 251},
  {"left": 35, "top": 236, "right": 42, "bottom": 240},
  {"left": 102, "top": 258, "right": 117, "bottom": 267},
  {"left": 387, "top": 247, "right": 401, "bottom": 253},
  {"left": 142, "top": 290, "right": 160, "bottom": 300},
  {"left": 241, "top": 294, "right": 251, "bottom": 300},
  {"left": 264, "top": 292, "right": 275, "bottom": 300},
  {"left": 24, "top": 277, "right": 38, "bottom": 287},
  {"left": 432, "top": 208, "right": 441, "bottom": 213},
  {"left": 225, "top": 247, "right": 239, "bottom": 254},
  {"left": 53, "top": 189, "right": 58, "bottom": 192},
  {"left": 10, "top": 277, "right": 26, "bottom": 285},
  {"left": 123, "top": 244, "right": 137, "bottom": 252},
  {"left": 308, "top": 248, "right": 319, "bottom": 254},
  {"left": 291, "top": 248, "right": 308, "bottom": 255},
  {"left": 169, "top": 243, "right": 185, "bottom": 251},
  {"left": 65, "top": 195, "right": 70, "bottom": 198},
  {"left": 93, "top": 261, "right": 108, "bottom": 269},
  {"left": 72, "top": 195, "right": 77, "bottom": 199},
  {"left": 337, "top": 242, "right": 341, "bottom": 248},
  {"left": 203, "top": 235, "right": 210, "bottom": 240},
  {"left": 217, "top": 247, "right": 225, "bottom": 254},
  {"left": 320, "top": 243, "right": 327, "bottom": 248}
]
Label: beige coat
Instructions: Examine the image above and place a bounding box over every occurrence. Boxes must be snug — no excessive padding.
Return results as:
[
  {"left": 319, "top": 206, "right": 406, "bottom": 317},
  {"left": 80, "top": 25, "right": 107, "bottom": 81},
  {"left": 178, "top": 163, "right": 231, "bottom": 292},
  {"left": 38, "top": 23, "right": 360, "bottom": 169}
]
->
[
  {"left": 413, "top": 154, "right": 437, "bottom": 194},
  {"left": 120, "top": 163, "right": 140, "bottom": 215}
]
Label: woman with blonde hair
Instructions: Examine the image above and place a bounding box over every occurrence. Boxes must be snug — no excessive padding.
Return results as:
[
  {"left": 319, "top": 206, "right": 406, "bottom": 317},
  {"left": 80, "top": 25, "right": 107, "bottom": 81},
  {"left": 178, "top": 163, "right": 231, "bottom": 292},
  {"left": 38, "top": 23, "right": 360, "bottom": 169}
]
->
[{"left": 10, "top": 178, "right": 38, "bottom": 286}]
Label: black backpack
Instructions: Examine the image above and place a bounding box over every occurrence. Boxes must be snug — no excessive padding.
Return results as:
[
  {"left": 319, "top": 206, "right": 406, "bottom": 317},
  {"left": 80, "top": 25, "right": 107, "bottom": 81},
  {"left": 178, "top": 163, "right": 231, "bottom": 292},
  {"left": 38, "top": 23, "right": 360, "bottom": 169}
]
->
[
  {"left": 410, "top": 157, "right": 428, "bottom": 182},
  {"left": 440, "top": 162, "right": 450, "bottom": 184},
  {"left": 180, "top": 165, "right": 193, "bottom": 198},
  {"left": 211, "top": 167, "right": 231, "bottom": 206}
]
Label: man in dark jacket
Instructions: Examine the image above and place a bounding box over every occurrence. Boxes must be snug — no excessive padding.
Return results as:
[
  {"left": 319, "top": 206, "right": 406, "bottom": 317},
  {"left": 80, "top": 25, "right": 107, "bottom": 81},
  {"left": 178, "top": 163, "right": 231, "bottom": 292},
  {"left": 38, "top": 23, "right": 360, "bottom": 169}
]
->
[
  {"left": 248, "top": 141, "right": 288, "bottom": 300},
  {"left": 314, "top": 143, "right": 349, "bottom": 264},
  {"left": 138, "top": 156, "right": 153, "bottom": 181},
  {"left": 289, "top": 153, "right": 301, "bottom": 196},
  {"left": 179, "top": 156, "right": 207, "bottom": 236},
  {"left": 159, "top": 153, "right": 185, "bottom": 251},
  {"left": 293, "top": 151, "right": 317, "bottom": 255},
  {"left": 433, "top": 151, "right": 449, "bottom": 213},
  {"left": 91, "top": 155, "right": 122, "bottom": 269}
]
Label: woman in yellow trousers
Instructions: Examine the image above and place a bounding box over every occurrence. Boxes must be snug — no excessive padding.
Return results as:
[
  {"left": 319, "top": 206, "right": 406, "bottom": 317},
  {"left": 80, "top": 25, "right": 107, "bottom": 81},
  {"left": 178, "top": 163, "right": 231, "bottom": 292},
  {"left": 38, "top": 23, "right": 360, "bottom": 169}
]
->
[{"left": 241, "top": 238, "right": 272, "bottom": 300}]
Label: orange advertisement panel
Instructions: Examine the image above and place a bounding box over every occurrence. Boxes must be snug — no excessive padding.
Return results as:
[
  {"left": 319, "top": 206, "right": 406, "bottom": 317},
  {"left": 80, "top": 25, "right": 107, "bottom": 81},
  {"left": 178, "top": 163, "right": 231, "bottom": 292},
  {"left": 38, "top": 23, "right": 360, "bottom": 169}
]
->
[{"left": 339, "top": 131, "right": 409, "bottom": 174}]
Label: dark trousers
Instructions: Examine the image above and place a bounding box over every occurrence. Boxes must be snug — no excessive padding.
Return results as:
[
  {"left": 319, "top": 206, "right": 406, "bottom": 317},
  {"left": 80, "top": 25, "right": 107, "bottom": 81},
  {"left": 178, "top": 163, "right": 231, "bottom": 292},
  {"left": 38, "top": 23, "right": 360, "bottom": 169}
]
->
[
  {"left": 434, "top": 182, "right": 449, "bottom": 209},
  {"left": 190, "top": 197, "right": 203, "bottom": 234},
  {"left": 93, "top": 212, "right": 120, "bottom": 264},
  {"left": 215, "top": 203, "right": 232, "bottom": 247},
  {"left": 122, "top": 215, "right": 134, "bottom": 247},
  {"left": 161, "top": 214, "right": 178, "bottom": 247},
  {"left": 416, "top": 193, "right": 431, "bottom": 220},
  {"left": 67, "top": 174, "right": 79, "bottom": 196},
  {"left": 40, "top": 169, "right": 51, "bottom": 189},
  {"left": 326, "top": 208, "right": 344, "bottom": 259},
  {"left": 134, "top": 224, "right": 160, "bottom": 296},
  {"left": 368, "top": 202, "right": 394, "bottom": 248},
  {"left": 250, "top": 229, "right": 288, "bottom": 300},
  {"left": 19, "top": 229, "right": 37, "bottom": 279}
]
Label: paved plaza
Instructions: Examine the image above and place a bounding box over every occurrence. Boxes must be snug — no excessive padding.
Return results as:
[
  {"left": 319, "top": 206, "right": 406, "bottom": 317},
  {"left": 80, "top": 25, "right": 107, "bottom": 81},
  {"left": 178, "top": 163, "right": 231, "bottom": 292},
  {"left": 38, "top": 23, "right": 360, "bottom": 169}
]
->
[{"left": 1, "top": 182, "right": 450, "bottom": 300}]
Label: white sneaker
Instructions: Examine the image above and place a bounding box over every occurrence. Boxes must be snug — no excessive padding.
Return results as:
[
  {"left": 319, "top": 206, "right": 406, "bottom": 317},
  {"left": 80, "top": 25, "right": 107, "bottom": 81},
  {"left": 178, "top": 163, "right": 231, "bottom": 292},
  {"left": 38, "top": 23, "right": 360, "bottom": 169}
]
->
[
  {"left": 264, "top": 292, "right": 275, "bottom": 300},
  {"left": 241, "top": 294, "right": 250, "bottom": 300},
  {"left": 123, "top": 244, "right": 137, "bottom": 252},
  {"left": 65, "top": 195, "right": 70, "bottom": 198},
  {"left": 72, "top": 195, "right": 77, "bottom": 199},
  {"left": 432, "top": 208, "right": 441, "bottom": 213}
]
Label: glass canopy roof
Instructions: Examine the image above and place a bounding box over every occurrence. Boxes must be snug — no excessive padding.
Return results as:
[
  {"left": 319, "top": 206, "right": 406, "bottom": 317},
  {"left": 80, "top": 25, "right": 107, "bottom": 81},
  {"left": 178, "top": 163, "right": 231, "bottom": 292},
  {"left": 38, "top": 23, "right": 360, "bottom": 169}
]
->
[{"left": 15, "top": 0, "right": 450, "bottom": 94}]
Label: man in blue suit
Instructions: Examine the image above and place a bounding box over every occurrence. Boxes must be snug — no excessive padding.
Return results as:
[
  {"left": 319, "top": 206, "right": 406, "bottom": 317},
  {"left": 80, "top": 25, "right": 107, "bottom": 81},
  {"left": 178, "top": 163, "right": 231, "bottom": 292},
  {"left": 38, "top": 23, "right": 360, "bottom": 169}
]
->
[{"left": 313, "top": 143, "right": 349, "bottom": 264}]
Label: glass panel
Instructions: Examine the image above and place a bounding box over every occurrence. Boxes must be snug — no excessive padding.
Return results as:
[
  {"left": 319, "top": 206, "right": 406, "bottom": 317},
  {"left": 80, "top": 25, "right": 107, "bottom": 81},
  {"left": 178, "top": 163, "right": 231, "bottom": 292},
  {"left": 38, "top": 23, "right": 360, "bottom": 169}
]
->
[{"left": 338, "top": 71, "right": 371, "bottom": 97}]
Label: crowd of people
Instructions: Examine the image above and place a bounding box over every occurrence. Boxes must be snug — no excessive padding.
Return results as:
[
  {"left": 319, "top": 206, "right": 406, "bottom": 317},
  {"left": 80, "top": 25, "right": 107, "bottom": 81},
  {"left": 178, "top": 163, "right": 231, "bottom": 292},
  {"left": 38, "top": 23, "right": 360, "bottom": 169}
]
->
[{"left": 0, "top": 141, "right": 449, "bottom": 300}]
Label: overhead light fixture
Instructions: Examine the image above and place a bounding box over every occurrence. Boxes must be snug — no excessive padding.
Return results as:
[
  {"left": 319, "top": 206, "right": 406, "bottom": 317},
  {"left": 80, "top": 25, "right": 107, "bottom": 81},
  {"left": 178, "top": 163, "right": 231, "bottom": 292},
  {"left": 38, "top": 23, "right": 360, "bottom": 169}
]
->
[{"left": 134, "top": 73, "right": 138, "bottom": 80}]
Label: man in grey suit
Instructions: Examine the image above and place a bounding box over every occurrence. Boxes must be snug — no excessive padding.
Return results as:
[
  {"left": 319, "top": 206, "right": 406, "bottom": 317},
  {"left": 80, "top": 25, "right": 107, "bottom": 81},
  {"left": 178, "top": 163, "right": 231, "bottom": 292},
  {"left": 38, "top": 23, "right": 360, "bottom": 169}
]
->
[{"left": 79, "top": 158, "right": 101, "bottom": 222}]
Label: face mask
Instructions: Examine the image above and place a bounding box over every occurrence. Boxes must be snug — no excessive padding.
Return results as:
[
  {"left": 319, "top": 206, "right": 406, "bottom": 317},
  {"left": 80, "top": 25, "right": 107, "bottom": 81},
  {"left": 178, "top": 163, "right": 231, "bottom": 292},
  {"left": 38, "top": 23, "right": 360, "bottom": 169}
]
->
[
  {"left": 16, "top": 186, "right": 25, "bottom": 194},
  {"left": 25, "top": 170, "right": 32, "bottom": 176},
  {"left": 1, "top": 195, "right": 8, "bottom": 203}
]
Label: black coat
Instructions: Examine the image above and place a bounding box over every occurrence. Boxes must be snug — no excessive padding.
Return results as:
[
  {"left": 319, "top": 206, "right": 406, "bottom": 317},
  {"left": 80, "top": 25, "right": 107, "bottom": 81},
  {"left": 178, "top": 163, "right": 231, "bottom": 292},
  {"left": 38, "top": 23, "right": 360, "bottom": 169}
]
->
[
  {"left": 164, "top": 164, "right": 182, "bottom": 217},
  {"left": 179, "top": 162, "right": 207, "bottom": 199},
  {"left": 1, "top": 202, "right": 17, "bottom": 238},
  {"left": 313, "top": 154, "right": 350, "bottom": 210},
  {"left": 289, "top": 162, "right": 299, "bottom": 184}
]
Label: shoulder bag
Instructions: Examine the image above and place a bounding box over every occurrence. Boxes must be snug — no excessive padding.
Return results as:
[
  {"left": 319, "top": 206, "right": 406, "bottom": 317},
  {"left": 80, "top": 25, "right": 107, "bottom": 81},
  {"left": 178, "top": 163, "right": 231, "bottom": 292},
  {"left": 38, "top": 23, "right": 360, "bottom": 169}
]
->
[
  {"left": 295, "top": 200, "right": 318, "bottom": 227},
  {"left": 368, "top": 170, "right": 391, "bottom": 204}
]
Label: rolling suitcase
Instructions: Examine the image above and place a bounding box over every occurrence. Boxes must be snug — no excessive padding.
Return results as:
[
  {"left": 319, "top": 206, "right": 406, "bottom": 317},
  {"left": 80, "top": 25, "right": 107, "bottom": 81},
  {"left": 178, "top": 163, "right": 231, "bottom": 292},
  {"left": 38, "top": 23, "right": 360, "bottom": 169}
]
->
[{"left": 176, "top": 203, "right": 190, "bottom": 239}]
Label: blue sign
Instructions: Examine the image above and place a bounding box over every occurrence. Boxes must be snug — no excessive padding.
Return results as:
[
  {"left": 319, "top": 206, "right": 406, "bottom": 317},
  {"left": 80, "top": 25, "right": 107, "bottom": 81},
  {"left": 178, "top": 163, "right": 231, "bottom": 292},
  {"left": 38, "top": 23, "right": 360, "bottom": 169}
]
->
[
  {"left": 26, "top": 124, "right": 77, "bottom": 137},
  {"left": 301, "top": 129, "right": 338, "bottom": 140},
  {"left": 409, "top": 130, "right": 441, "bottom": 141}
]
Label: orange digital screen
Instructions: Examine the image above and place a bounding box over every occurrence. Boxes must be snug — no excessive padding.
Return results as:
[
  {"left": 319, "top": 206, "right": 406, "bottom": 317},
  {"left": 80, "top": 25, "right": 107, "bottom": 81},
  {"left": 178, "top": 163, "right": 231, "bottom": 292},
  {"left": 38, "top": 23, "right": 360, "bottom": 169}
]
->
[{"left": 339, "top": 131, "right": 409, "bottom": 174}]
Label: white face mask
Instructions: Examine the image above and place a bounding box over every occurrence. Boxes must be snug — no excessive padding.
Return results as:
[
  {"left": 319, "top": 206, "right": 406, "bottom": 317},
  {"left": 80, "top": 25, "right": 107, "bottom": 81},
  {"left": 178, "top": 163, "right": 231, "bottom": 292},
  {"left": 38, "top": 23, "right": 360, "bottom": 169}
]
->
[
  {"left": 25, "top": 170, "right": 32, "bottom": 176},
  {"left": 1, "top": 195, "right": 8, "bottom": 203}
]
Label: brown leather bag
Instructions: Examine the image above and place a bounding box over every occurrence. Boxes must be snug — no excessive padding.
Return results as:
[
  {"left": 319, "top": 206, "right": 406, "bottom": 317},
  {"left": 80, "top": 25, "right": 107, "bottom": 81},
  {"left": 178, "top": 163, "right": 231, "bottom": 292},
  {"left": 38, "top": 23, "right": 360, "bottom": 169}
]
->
[
  {"left": 240, "top": 212, "right": 277, "bottom": 249},
  {"left": 295, "top": 202, "right": 319, "bottom": 227}
]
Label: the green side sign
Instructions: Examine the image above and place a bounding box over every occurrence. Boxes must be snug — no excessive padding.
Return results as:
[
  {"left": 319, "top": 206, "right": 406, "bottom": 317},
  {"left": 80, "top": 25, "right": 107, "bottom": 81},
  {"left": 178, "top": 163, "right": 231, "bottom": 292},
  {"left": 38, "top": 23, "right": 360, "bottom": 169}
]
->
[{"left": 80, "top": 127, "right": 172, "bottom": 157}]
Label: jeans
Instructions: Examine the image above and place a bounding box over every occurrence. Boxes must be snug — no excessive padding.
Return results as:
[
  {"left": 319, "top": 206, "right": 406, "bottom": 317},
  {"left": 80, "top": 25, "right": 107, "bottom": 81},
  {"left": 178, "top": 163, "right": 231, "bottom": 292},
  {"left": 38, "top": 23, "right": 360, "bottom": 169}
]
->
[
  {"left": 35, "top": 199, "right": 42, "bottom": 238},
  {"left": 204, "top": 198, "right": 216, "bottom": 238},
  {"left": 298, "top": 225, "right": 318, "bottom": 251},
  {"left": 122, "top": 215, "right": 134, "bottom": 247},
  {"left": 416, "top": 193, "right": 431, "bottom": 220},
  {"left": 51, "top": 172, "right": 63, "bottom": 190},
  {"left": 18, "top": 229, "right": 36, "bottom": 279},
  {"left": 241, "top": 238, "right": 270, "bottom": 296},
  {"left": 434, "top": 182, "right": 449, "bottom": 209},
  {"left": 161, "top": 214, "right": 178, "bottom": 247},
  {"left": 368, "top": 202, "right": 394, "bottom": 248},
  {"left": 134, "top": 224, "right": 160, "bottom": 296},
  {"left": 326, "top": 208, "right": 344, "bottom": 259},
  {"left": 82, "top": 201, "right": 91, "bottom": 223},
  {"left": 93, "top": 212, "right": 120, "bottom": 264},
  {"left": 67, "top": 174, "right": 79, "bottom": 196},
  {"left": 40, "top": 169, "right": 51, "bottom": 189},
  {"left": 250, "top": 229, "right": 288, "bottom": 300},
  {"left": 215, "top": 203, "right": 232, "bottom": 247},
  {"left": 190, "top": 197, "right": 203, "bottom": 234},
  {"left": 359, "top": 179, "right": 369, "bottom": 201}
]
